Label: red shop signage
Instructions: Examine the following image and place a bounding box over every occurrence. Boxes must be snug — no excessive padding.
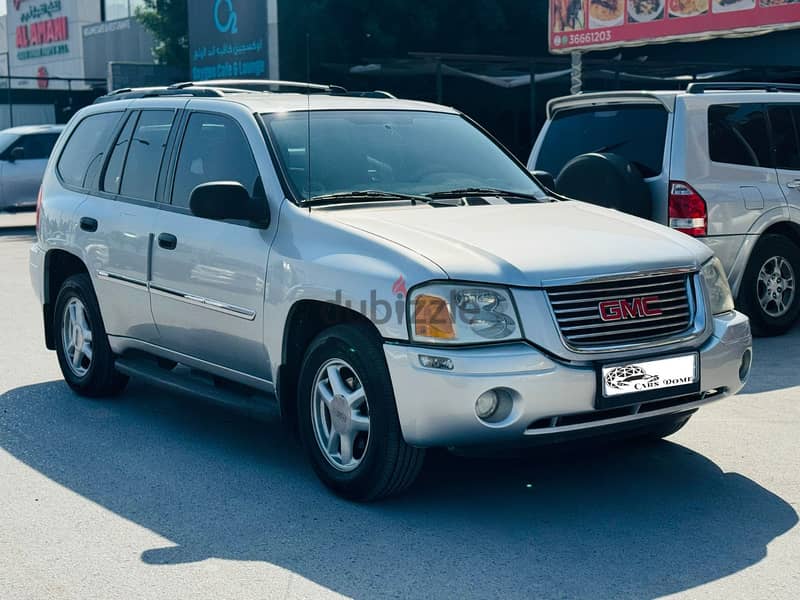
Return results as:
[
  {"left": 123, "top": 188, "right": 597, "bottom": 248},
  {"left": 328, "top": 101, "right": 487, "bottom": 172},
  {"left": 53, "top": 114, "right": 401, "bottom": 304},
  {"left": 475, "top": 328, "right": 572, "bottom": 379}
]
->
[
  {"left": 550, "top": 0, "right": 800, "bottom": 53},
  {"left": 16, "top": 16, "right": 69, "bottom": 49}
]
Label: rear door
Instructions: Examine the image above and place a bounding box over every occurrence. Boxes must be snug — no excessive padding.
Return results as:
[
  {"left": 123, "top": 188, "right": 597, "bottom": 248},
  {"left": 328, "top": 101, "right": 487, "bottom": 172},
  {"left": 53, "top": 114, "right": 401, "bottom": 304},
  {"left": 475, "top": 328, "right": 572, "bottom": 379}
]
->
[
  {"left": 767, "top": 104, "right": 800, "bottom": 208},
  {"left": 704, "top": 103, "right": 787, "bottom": 236},
  {"left": 148, "top": 110, "right": 271, "bottom": 380}
]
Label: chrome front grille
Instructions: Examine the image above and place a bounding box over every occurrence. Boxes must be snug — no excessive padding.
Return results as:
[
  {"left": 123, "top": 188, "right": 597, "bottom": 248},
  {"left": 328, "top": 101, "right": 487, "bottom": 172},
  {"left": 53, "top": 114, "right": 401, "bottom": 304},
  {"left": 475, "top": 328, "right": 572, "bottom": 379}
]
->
[{"left": 546, "top": 272, "right": 695, "bottom": 350}]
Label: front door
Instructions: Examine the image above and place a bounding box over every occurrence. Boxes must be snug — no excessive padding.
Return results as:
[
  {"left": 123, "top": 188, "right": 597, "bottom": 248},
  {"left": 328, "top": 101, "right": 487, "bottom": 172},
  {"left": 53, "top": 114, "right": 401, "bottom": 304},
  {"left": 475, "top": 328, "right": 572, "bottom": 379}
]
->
[{"left": 149, "top": 111, "right": 271, "bottom": 380}]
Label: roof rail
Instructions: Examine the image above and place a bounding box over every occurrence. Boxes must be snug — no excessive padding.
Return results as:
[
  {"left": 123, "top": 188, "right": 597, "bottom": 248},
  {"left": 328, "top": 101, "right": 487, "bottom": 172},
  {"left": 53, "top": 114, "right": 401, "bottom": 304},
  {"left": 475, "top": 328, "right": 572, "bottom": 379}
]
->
[
  {"left": 169, "top": 79, "right": 349, "bottom": 95},
  {"left": 94, "top": 86, "right": 227, "bottom": 103},
  {"left": 94, "top": 80, "right": 397, "bottom": 105},
  {"left": 687, "top": 82, "right": 800, "bottom": 94}
]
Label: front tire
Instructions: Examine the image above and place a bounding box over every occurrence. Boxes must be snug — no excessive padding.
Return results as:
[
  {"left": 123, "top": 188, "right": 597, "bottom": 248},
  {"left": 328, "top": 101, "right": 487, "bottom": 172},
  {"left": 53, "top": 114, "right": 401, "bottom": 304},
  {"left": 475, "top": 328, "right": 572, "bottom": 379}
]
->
[
  {"left": 738, "top": 234, "right": 800, "bottom": 337},
  {"left": 54, "top": 274, "right": 128, "bottom": 397},
  {"left": 297, "top": 323, "right": 425, "bottom": 501}
]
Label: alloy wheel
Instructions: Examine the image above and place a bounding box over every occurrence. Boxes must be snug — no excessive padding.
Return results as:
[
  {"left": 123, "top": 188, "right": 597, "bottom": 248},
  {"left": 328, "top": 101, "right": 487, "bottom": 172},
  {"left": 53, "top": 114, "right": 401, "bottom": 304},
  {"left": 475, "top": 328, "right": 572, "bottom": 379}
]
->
[
  {"left": 757, "top": 256, "right": 796, "bottom": 318},
  {"left": 311, "top": 358, "right": 371, "bottom": 472},
  {"left": 61, "top": 297, "right": 94, "bottom": 378}
]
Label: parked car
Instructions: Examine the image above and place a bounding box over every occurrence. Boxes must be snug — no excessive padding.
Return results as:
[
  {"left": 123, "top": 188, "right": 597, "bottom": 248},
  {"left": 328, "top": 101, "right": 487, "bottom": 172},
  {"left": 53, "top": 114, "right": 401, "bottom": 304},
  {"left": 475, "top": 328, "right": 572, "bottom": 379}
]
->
[
  {"left": 528, "top": 83, "right": 800, "bottom": 337},
  {"left": 0, "top": 125, "right": 64, "bottom": 211},
  {"left": 30, "top": 81, "right": 752, "bottom": 501}
]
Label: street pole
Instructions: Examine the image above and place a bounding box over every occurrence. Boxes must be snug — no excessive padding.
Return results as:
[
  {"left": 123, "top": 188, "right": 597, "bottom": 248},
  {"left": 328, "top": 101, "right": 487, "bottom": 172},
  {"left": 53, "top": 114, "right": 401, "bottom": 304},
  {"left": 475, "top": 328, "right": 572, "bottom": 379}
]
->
[
  {"left": 2, "top": 52, "right": 12, "bottom": 128},
  {"left": 570, "top": 51, "right": 582, "bottom": 95}
]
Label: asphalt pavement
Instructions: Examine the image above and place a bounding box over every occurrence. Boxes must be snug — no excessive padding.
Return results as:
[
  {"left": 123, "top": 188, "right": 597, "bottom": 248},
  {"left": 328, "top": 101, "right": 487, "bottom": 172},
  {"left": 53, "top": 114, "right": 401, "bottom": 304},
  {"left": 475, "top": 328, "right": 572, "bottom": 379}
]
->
[{"left": 1, "top": 212, "right": 798, "bottom": 600}]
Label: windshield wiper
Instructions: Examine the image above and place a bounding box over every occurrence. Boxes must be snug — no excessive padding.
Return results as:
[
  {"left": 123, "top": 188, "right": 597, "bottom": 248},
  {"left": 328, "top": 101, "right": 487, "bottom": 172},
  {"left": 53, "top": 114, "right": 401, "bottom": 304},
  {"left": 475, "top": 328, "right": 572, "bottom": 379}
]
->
[
  {"left": 425, "top": 187, "right": 542, "bottom": 201},
  {"left": 302, "top": 190, "right": 431, "bottom": 207}
]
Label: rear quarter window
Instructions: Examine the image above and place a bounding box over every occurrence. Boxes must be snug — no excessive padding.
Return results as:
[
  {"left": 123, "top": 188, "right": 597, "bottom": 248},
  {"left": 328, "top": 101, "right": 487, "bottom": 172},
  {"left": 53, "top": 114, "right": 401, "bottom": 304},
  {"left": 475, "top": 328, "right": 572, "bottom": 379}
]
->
[
  {"left": 57, "top": 112, "right": 122, "bottom": 189},
  {"left": 535, "top": 104, "right": 669, "bottom": 178}
]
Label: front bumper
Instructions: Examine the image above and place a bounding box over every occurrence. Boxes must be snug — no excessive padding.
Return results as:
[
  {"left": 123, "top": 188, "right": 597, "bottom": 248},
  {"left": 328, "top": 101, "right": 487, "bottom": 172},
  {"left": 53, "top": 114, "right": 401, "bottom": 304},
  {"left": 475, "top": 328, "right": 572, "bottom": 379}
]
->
[{"left": 384, "top": 311, "right": 751, "bottom": 448}]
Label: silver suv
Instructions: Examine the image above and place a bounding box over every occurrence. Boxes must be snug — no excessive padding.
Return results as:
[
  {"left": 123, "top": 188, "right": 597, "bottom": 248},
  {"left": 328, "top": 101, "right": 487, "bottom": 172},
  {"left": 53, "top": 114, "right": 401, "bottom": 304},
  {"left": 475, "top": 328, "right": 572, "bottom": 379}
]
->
[
  {"left": 30, "top": 81, "right": 752, "bottom": 500},
  {"left": 528, "top": 83, "right": 800, "bottom": 337}
]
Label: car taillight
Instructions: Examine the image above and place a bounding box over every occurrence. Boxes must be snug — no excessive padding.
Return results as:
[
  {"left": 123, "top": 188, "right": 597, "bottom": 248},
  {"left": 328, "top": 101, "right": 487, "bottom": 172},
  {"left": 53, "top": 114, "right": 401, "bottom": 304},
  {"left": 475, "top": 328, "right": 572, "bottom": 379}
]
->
[
  {"left": 35, "top": 186, "right": 43, "bottom": 234},
  {"left": 669, "top": 181, "right": 707, "bottom": 237}
]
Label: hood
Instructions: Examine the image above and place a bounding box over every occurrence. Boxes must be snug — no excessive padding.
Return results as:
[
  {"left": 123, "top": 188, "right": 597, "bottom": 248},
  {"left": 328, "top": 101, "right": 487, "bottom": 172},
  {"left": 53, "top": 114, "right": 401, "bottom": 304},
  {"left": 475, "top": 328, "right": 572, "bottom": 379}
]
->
[{"left": 328, "top": 201, "right": 713, "bottom": 287}]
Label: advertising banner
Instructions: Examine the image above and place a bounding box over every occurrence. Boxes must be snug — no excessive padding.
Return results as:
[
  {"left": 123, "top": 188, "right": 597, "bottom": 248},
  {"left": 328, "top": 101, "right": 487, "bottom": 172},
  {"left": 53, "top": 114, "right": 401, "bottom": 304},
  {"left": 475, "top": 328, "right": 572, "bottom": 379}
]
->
[
  {"left": 6, "top": 0, "right": 100, "bottom": 89},
  {"left": 550, "top": 0, "right": 800, "bottom": 54},
  {"left": 189, "top": 0, "right": 278, "bottom": 81}
]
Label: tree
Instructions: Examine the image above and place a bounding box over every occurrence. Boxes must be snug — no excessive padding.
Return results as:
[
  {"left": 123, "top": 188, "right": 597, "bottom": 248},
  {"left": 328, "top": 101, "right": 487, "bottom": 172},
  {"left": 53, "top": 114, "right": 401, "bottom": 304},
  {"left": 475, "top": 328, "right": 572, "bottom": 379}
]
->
[{"left": 136, "top": 0, "right": 189, "bottom": 69}]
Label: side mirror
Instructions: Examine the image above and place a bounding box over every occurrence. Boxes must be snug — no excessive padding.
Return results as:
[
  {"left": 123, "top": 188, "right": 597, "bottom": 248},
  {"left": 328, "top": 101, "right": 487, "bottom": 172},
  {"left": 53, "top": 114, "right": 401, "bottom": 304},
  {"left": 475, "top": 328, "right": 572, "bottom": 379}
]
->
[
  {"left": 531, "top": 170, "right": 556, "bottom": 193},
  {"left": 9, "top": 147, "right": 25, "bottom": 162},
  {"left": 189, "top": 181, "right": 269, "bottom": 225}
]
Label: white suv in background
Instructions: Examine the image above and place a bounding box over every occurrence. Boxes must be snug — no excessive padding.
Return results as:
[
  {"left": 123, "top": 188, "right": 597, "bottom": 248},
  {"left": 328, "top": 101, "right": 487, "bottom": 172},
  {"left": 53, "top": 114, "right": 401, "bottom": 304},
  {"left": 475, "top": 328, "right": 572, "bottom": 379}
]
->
[{"left": 529, "top": 83, "right": 800, "bottom": 336}]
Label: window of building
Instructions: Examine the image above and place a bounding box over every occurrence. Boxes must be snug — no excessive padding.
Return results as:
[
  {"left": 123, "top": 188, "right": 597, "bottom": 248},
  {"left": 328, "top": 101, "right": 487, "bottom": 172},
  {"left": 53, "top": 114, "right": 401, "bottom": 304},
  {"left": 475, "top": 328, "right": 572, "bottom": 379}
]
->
[{"left": 104, "top": 0, "right": 146, "bottom": 20}]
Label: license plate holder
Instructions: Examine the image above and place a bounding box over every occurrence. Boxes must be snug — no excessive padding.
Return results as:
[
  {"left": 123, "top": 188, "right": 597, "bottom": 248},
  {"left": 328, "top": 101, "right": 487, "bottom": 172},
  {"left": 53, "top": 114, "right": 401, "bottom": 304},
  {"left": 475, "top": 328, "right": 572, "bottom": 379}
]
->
[{"left": 596, "top": 353, "right": 700, "bottom": 409}]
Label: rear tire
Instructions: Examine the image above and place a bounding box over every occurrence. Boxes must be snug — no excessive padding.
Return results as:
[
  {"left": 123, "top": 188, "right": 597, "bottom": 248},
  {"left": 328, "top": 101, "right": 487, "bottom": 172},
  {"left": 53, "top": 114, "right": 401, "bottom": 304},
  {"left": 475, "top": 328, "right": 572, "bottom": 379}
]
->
[
  {"left": 297, "top": 323, "right": 425, "bottom": 501},
  {"left": 54, "top": 274, "right": 128, "bottom": 397},
  {"left": 737, "top": 234, "right": 800, "bottom": 337}
]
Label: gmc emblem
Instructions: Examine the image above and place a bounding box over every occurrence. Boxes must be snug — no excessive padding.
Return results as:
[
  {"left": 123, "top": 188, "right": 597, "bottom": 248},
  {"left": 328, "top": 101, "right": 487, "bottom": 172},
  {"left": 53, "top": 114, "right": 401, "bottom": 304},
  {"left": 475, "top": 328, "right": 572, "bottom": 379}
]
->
[{"left": 599, "top": 296, "right": 663, "bottom": 322}]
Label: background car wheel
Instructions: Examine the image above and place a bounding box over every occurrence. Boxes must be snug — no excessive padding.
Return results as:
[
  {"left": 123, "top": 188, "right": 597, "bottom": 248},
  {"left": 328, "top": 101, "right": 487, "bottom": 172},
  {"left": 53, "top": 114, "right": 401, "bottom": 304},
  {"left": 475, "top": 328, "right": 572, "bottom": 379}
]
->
[
  {"left": 54, "top": 274, "right": 128, "bottom": 397},
  {"left": 738, "top": 234, "right": 800, "bottom": 337},
  {"left": 297, "top": 323, "right": 425, "bottom": 501}
]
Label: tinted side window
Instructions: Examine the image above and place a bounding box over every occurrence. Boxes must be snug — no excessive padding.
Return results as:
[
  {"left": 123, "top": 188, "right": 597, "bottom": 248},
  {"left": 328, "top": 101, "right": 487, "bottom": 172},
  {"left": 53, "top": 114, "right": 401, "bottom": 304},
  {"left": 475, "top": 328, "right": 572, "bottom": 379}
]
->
[
  {"left": 57, "top": 112, "right": 122, "bottom": 188},
  {"left": 769, "top": 105, "right": 800, "bottom": 170},
  {"left": 708, "top": 104, "right": 771, "bottom": 168},
  {"left": 119, "top": 110, "right": 175, "bottom": 202},
  {"left": 102, "top": 113, "right": 137, "bottom": 194},
  {"left": 171, "top": 113, "right": 260, "bottom": 210},
  {"left": 16, "top": 133, "right": 60, "bottom": 160}
]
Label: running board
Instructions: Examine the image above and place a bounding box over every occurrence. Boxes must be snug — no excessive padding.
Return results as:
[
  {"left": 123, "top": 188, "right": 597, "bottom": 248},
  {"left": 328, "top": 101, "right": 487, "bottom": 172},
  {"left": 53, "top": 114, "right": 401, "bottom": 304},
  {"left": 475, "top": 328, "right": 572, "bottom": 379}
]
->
[{"left": 114, "top": 357, "right": 279, "bottom": 419}]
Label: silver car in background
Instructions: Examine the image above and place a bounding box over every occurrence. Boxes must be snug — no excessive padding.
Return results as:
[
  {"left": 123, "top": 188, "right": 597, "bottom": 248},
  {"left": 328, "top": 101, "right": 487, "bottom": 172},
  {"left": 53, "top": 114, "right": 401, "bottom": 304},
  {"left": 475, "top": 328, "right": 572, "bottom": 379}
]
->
[{"left": 0, "top": 125, "right": 64, "bottom": 211}]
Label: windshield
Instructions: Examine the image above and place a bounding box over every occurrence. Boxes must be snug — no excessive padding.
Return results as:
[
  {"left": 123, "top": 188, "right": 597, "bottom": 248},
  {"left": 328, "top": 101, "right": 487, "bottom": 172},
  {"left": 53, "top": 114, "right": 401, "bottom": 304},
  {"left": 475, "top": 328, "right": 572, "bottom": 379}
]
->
[
  {"left": 263, "top": 110, "right": 543, "bottom": 202},
  {"left": 0, "top": 132, "right": 19, "bottom": 156},
  {"left": 535, "top": 105, "right": 669, "bottom": 179}
]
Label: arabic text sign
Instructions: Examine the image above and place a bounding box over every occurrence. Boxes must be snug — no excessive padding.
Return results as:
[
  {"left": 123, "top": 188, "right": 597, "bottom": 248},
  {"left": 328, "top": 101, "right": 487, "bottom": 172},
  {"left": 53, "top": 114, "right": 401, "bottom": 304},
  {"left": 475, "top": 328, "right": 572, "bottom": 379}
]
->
[
  {"left": 549, "top": 1, "right": 800, "bottom": 54},
  {"left": 189, "top": 0, "right": 269, "bottom": 80}
]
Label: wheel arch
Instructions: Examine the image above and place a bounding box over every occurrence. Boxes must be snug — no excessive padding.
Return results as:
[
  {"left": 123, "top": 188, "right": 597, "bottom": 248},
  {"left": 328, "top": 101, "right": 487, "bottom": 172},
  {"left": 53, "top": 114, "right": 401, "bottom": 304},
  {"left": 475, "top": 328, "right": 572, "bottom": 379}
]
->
[
  {"left": 43, "top": 249, "right": 90, "bottom": 350},
  {"left": 276, "top": 299, "right": 384, "bottom": 433}
]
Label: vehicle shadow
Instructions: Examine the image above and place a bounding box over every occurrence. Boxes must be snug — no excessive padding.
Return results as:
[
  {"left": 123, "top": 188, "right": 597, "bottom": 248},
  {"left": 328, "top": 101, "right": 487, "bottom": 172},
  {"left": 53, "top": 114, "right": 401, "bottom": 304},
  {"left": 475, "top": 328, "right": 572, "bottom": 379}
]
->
[
  {"left": 740, "top": 323, "right": 800, "bottom": 395},
  {"left": 0, "top": 380, "right": 796, "bottom": 599}
]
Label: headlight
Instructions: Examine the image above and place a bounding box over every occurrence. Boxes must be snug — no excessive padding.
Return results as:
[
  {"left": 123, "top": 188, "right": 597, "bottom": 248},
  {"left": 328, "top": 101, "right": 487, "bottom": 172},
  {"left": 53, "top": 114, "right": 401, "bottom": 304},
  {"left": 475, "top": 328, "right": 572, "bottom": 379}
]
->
[
  {"left": 409, "top": 283, "right": 521, "bottom": 344},
  {"left": 701, "top": 257, "right": 735, "bottom": 315}
]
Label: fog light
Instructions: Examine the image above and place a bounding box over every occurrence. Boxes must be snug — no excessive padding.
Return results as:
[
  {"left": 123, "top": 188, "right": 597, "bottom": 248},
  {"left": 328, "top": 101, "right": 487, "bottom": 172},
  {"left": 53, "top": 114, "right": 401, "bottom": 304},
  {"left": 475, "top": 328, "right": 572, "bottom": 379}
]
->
[
  {"left": 419, "top": 355, "right": 454, "bottom": 370},
  {"left": 739, "top": 348, "right": 753, "bottom": 382},
  {"left": 475, "top": 390, "right": 500, "bottom": 420}
]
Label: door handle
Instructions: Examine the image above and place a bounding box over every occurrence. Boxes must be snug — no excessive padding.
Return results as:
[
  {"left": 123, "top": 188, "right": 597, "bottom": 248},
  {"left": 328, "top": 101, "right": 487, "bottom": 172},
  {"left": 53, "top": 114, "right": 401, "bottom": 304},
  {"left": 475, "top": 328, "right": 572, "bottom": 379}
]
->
[
  {"left": 787, "top": 180, "right": 800, "bottom": 190},
  {"left": 158, "top": 233, "right": 178, "bottom": 250},
  {"left": 79, "top": 217, "right": 98, "bottom": 232}
]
